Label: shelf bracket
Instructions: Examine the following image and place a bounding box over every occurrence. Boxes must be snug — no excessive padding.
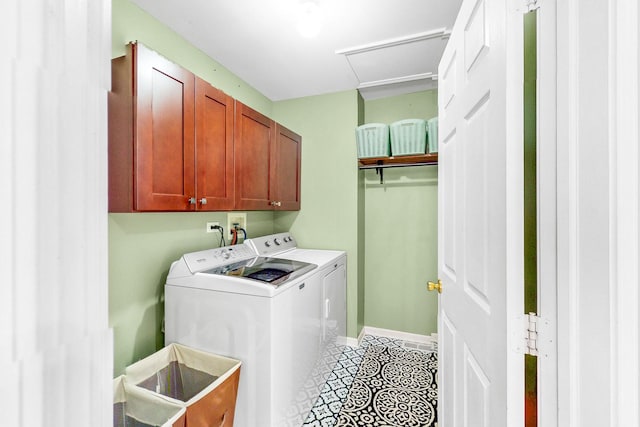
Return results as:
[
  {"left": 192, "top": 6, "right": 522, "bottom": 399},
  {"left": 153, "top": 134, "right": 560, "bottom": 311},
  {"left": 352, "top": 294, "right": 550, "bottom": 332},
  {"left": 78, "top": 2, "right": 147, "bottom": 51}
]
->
[{"left": 375, "top": 161, "right": 384, "bottom": 184}]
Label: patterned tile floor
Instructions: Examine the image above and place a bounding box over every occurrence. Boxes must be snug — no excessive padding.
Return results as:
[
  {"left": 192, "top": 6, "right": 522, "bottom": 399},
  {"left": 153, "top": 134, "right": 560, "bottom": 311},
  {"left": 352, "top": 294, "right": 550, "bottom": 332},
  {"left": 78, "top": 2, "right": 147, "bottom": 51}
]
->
[{"left": 303, "top": 335, "right": 438, "bottom": 427}]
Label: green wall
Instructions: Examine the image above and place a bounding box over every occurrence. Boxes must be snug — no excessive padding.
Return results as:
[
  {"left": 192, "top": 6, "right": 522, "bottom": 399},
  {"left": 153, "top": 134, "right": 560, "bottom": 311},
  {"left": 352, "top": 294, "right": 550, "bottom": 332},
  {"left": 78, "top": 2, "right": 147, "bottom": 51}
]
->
[
  {"left": 109, "top": 213, "right": 274, "bottom": 375},
  {"left": 362, "top": 90, "right": 439, "bottom": 335},
  {"left": 110, "top": 0, "right": 278, "bottom": 375},
  {"left": 356, "top": 93, "right": 366, "bottom": 335},
  {"left": 112, "top": 0, "right": 272, "bottom": 116},
  {"left": 272, "top": 91, "right": 363, "bottom": 338}
]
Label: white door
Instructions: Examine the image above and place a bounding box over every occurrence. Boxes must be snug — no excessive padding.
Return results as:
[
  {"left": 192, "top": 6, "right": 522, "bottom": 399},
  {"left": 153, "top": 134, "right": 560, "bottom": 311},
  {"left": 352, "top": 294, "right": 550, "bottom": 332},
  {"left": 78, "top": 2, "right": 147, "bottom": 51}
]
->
[{"left": 437, "top": 0, "right": 524, "bottom": 425}]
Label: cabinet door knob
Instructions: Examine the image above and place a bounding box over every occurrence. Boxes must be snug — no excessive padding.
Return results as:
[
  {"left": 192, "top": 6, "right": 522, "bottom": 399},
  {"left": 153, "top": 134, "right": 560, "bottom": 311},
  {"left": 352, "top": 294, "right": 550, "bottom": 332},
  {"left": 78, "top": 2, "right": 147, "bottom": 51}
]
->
[
  {"left": 427, "top": 279, "right": 442, "bottom": 293},
  {"left": 188, "top": 197, "right": 196, "bottom": 205},
  {"left": 274, "top": 201, "right": 282, "bottom": 207},
  {"left": 199, "top": 198, "right": 207, "bottom": 205}
]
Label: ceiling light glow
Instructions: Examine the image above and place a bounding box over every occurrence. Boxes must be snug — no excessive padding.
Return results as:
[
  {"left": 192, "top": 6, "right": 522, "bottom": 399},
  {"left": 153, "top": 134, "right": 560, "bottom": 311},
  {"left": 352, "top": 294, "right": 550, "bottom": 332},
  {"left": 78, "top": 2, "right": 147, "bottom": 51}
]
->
[{"left": 296, "top": 1, "right": 323, "bottom": 38}]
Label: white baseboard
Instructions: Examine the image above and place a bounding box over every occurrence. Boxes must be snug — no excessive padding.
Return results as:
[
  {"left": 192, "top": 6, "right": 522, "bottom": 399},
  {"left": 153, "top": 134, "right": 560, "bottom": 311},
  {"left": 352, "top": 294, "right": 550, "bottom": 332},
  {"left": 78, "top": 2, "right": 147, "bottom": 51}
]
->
[
  {"left": 359, "top": 326, "right": 438, "bottom": 345},
  {"left": 342, "top": 336, "right": 359, "bottom": 348}
]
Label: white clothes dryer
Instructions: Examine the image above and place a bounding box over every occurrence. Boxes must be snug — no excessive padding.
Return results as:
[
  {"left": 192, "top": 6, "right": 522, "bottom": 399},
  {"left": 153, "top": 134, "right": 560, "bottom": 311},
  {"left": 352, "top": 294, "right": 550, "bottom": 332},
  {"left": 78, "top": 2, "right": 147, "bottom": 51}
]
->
[{"left": 244, "top": 233, "right": 347, "bottom": 347}]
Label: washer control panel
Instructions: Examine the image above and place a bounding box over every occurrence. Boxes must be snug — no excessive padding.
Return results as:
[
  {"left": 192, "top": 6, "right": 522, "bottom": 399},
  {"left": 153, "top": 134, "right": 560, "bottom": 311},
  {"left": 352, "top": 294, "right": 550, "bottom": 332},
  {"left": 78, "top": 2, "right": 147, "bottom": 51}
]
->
[
  {"left": 183, "top": 244, "right": 256, "bottom": 273},
  {"left": 245, "top": 232, "right": 297, "bottom": 256}
]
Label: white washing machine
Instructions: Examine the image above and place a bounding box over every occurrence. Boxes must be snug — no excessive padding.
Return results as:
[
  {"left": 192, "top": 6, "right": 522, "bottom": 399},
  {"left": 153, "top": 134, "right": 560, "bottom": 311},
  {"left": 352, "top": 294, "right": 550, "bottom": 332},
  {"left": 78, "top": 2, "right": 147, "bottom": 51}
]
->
[{"left": 164, "top": 234, "right": 346, "bottom": 427}]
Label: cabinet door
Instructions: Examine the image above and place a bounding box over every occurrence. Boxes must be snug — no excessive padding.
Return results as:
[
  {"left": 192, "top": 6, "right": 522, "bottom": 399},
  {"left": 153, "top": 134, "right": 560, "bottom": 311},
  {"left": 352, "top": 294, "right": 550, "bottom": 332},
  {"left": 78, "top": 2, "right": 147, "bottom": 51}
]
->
[
  {"left": 134, "top": 43, "right": 195, "bottom": 211},
  {"left": 272, "top": 124, "right": 301, "bottom": 210},
  {"left": 234, "top": 102, "right": 275, "bottom": 210},
  {"left": 195, "top": 78, "right": 234, "bottom": 210}
]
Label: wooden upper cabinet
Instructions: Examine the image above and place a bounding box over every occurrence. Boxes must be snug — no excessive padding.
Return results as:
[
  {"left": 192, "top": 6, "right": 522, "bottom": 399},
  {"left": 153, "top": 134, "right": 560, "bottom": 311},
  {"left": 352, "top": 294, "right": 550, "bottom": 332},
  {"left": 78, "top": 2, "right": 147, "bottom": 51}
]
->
[
  {"left": 195, "top": 78, "right": 235, "bottom": 210},
  {"left": 109, "top": 42, "right": 195, "bottom": 211},
  {"left": 109, "top": 42, "right": 234, "bottom": 212},
  {"left": 234, "top": 102, "right": 302, "bottom": 211},
  {"left": 272, "top": 124, "right": 301, "bottom": 210},
  {"left": 136, "top": 44, "right": 196, "bottom": 211},
  {"left": 234, "top": 102, "right": 276, "bottom": 210},
  {"left": 109, "top": 43, "right": 299, "bottom": 212}
]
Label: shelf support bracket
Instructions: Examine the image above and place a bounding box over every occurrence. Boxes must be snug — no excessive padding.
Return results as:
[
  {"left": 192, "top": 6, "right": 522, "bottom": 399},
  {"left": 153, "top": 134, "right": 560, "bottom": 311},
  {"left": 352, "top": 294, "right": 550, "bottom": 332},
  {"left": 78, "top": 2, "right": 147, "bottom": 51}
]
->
[{"left": 375, "top": 161, "right": 384, "bottom": 184}]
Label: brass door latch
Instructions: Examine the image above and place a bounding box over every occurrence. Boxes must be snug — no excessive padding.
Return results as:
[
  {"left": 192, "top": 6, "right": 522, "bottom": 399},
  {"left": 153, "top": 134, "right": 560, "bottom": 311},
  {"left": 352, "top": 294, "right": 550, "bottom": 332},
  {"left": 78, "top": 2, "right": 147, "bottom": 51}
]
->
[{"left": 428, "top": 279, "right": 442, "bottom": 293}]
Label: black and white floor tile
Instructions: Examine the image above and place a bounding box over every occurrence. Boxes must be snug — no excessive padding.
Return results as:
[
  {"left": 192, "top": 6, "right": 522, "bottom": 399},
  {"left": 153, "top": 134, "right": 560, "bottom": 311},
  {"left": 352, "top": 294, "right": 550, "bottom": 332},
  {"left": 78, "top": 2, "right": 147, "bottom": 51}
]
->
[
  {"left": 302, "top": 345, "right": 366, "bottom": 426},
  {"left": 303, "top": 335, "right": 438, "bottom": 427}
]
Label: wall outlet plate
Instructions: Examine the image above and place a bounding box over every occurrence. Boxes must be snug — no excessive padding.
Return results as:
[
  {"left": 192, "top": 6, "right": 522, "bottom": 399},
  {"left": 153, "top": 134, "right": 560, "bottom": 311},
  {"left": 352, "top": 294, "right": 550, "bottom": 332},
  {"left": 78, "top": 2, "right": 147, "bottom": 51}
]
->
[
  {"left": 206, "top": 222, "right": 220, "bottom": 233},
  {"left": 227, "top": 213, "right": 247, "bottom": 239}
]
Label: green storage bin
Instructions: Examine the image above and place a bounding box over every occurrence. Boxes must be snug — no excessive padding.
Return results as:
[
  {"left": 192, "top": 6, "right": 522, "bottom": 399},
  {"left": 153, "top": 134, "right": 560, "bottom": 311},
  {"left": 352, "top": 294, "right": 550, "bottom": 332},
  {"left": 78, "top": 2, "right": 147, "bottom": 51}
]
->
[
  {"left": 390, "top": 119, "right": 427, "bottom": 156},
  {"left": 427, "top": 117, "right": 439, "bottom": 153},
  {"left": 356, "top": 123, "right": 390, "bottom": 158}
]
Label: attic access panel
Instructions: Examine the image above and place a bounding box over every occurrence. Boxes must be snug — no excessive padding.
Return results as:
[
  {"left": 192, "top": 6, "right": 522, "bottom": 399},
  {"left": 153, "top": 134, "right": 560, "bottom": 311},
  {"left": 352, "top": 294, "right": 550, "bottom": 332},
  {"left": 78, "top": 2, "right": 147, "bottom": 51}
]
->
[{"left": 338, "top": 30, "right": 450, "bottom": 88}]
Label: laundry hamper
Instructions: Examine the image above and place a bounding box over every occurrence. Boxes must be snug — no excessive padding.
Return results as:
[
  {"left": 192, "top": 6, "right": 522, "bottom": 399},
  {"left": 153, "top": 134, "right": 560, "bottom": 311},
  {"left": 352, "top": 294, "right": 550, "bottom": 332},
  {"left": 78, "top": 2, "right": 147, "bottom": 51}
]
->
[
  {"left": 113, "top": 375, "right": 186, "bottom": 427},
  {"left": 390, "top": 119, "right": 427, "bottom": 156},
  {"left": 356, "top": 123, "right": 390, "bottom": 158},
  {"left": 125, "top": 343, "right": 241, "bottom": 427}
]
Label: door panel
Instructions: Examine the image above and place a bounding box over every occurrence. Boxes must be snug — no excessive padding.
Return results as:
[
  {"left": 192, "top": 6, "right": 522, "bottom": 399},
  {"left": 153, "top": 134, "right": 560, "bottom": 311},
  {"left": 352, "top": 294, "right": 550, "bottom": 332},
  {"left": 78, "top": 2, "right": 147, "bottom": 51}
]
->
[
  {"left": 234, "top": 102, "right": 274, "bottom": 210},
  {"left": 442, "top": 130, "right": 457, "bottom": 279},
  {"left": 150, "top": 72, "right": 187, "bottom": 195},
  {"left": 135, "top": 43, "right": 195, "bottom": 211},
  {"left": 463, "top": 95, "right": 490, "bottom": 310},
  {"left": 464, "top": 345, "right": 490, "bottom": 426},
  {"left": 440, "top": 312, "right": 457, "bottom": 426},
  {"left": 438, "top": 0, "right": 522, "bottom": 425},
  {"left": 195, "top": 78, "right": 234, "bottom": 210},
  {"left": 272, "top": 124, "right": 301, "bottom": 210}
]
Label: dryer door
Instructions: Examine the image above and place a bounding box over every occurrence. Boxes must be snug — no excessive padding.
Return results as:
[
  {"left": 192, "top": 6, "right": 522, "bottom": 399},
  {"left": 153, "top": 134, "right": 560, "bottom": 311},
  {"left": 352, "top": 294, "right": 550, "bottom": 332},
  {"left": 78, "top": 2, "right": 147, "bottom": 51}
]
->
[{"left": 322, "top": 258, "right": 346, "bottom": 344}]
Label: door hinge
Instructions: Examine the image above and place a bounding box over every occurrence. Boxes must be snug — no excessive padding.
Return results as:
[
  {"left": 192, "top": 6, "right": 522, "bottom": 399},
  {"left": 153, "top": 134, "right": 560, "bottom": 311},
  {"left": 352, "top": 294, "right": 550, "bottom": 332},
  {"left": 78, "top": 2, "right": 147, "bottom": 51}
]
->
[
  {"left": 515, "top": 0, "right": 540, "bottom": 12},
  {"left": 525, "top": 312, "right": 540, "bottom": 355},
  {"left": 525, "top": 0, "right": 540, "bottom": 12},
  {"left": 513, "top": 312, "right": 551, "bottom": 357}
]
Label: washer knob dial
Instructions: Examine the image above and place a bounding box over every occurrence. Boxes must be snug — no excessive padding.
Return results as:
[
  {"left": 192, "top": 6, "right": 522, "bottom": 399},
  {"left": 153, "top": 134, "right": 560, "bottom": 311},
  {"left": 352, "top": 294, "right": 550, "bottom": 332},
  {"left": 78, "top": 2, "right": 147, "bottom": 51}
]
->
[
  {"left": 264, "top": 241, "right": 271, "bottom": 247},
  {"left": 274, "top": 238, "right": 281, "bottom": 246}
]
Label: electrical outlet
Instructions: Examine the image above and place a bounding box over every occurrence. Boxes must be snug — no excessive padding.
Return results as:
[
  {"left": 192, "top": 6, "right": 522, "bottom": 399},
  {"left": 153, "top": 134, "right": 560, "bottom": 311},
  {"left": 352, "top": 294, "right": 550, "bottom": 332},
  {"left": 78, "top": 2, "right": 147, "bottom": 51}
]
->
[
  {"left": 206, "top": 222, "right": 220, "bottom": 233},
  {"left": 227, "top": 213, "right": 247, "bottom": 239}
]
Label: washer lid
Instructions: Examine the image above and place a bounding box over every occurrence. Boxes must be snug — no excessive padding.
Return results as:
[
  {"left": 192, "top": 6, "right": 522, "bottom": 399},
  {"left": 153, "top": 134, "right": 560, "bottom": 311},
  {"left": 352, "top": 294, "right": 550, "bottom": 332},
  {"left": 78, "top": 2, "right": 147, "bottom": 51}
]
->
[{"left": 201, "top": 257, "right": 317, "bottom": 287}]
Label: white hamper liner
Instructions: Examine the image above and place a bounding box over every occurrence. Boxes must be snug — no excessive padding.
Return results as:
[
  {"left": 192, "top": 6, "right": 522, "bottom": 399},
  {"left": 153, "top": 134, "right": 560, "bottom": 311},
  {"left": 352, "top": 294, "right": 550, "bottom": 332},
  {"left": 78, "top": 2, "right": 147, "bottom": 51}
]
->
[
  {"left": 113, "top": 375, "right": 186, "bottom": 427},
  {"left": 124, "top": 343, "right": 242, "bottom": 427}
]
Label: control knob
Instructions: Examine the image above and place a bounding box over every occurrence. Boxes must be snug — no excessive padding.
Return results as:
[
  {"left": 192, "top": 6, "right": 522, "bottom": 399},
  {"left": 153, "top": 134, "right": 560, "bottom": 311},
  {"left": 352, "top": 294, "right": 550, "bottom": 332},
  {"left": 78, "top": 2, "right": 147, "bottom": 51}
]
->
[
  {"left": 274, "top": 238, "right": 281, "bottom": 246},
  {"left": 264, "top": 241, "right": 271, "bottom": 247}
]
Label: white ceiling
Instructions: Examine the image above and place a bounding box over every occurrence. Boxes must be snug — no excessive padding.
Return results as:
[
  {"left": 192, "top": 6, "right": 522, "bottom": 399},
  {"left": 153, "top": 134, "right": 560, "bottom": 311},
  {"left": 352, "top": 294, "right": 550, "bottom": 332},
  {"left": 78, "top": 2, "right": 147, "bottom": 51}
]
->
[{"left": 129, "top": 0, "right": 463, "bottom": 101}]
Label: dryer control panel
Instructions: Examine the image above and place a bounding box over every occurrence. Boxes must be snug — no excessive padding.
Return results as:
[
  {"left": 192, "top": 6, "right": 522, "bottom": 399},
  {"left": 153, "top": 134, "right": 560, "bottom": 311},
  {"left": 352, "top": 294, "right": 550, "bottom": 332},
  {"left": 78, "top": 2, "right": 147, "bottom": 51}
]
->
[{"left": 245, "top": 232, "right": 297, "bottom": 256}]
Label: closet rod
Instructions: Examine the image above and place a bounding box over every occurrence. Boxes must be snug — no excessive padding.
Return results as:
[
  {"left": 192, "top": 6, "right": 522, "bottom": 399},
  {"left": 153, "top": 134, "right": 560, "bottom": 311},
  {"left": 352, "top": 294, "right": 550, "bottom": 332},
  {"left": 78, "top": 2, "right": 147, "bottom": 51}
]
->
[
  {"left": 358, "top": 162, "right": 438, "bottom": 170},
  {"left": 360, "top": 161, "right": 438, "bottom": 184}
]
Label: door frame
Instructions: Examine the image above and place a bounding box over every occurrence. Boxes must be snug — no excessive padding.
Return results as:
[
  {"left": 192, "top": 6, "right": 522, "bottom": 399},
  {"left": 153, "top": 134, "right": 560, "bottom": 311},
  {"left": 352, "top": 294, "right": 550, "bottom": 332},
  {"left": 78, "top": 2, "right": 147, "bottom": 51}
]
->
[
  {"left": 535, "top": 1, "right": 558, "bottom": 426},
  {"left": 505, "top": 1, "right": 526, "bottom": 425},
  {"left": 555, "top": 0, "right": 640, "bottom": 425}
]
